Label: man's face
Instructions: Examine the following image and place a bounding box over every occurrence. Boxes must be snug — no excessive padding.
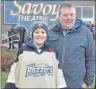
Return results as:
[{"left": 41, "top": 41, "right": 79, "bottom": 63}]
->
[{"left": 59, "top": 7, "right": 76, "bottom": 29}]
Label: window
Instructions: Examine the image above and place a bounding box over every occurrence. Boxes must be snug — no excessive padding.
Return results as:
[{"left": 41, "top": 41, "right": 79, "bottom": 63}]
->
[
  {"left": 83, "top": 7, "right": 93, "bottom": 18},
  {"left": 76, "top": 7, "right": 81, "bottom": 18},
  {"left": 75, "top": 6, "right": 94, "bottom": 23}
]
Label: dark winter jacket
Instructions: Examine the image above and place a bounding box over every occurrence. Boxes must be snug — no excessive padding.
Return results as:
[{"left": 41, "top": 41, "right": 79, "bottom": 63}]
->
[{"left": 48, "top": 18, "right": 95, "bottom": 88}]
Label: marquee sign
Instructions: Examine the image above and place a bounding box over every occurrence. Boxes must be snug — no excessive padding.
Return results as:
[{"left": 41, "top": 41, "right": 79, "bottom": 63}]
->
[{"left": 4, "top": 0, "right": 62, "bottom": 31}]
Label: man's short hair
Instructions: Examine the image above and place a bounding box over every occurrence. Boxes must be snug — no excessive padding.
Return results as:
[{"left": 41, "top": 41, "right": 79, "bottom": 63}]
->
[{"left": 59, "top": 2, "right": 75, "bottom": 15}]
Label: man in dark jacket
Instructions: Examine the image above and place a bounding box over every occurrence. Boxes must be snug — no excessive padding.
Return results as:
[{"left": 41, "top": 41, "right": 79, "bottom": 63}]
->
[
  {"left": 7, "top": 25, "right": 16, "bottom": 50},
  {"left": 48, "top": 2, "right": 95, "bottom": 88}
]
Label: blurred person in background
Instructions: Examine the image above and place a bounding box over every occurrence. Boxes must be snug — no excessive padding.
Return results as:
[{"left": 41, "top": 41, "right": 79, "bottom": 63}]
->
[{"left": 7, "top": 25, "right": 16, "bottom": 50}]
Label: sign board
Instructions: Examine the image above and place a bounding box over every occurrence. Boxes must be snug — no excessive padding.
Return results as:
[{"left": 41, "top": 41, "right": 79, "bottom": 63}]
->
[{"left": 4, "top": 0, "right": 63, "bottom": 31}]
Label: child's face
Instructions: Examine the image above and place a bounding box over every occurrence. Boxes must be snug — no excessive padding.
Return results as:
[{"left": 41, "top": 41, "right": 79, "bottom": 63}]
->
[{"left": 33, "top": 28, "right": 47, "bottom": 47}]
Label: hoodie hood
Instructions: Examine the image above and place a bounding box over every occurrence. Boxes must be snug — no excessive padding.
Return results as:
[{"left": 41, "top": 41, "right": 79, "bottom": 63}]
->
[
  {"left": 72, "top": 18, "right": 83, "bottom": 31},
  {"left": 57, "top": 18, "right": 83, "bottom": 32},
  {"left": 26, "top": 40, "right": 49, "bottom": 49}
]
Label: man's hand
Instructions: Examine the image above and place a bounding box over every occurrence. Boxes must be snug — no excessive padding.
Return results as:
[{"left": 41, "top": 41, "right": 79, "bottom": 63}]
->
[{"left": 81, "top": 82, "right": 87, "bottom": 89}]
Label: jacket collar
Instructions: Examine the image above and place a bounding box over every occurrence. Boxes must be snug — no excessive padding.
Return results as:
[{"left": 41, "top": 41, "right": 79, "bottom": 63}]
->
[
  {"left": 54, "top": 18, "right": 83, "bottom": 33},
  {"left": 26, "top": 40, "right": 49, "bottom": 49}
]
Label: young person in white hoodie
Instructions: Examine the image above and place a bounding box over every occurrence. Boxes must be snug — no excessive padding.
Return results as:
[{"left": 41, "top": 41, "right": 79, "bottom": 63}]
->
[{"left": 5, "top": 21, "right": 67, "bottom": 89}]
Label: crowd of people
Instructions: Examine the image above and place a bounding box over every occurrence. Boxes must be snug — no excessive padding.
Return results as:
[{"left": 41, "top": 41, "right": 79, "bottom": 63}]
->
[
  {"left": 5, "top": 1, "right": 95, "bottom": 89},
  {"left": 84, "top": 21, "right": 93, "bottom": 32},
  {"left": 84, "top": 21, "right": 95, "bottom": 39}
]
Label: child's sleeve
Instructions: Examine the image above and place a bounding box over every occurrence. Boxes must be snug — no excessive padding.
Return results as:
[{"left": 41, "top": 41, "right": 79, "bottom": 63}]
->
[
  {"left": 5, "top": 48, "right": 23, "bottom": 89},
  {"left": 5, "top": 62, "right": 19, "bottom": 89},
  {"left": 57, "top": 68, "right": 67, "bottom": 88},
  {"left": 54, "top": 49, "right": 67, "bottom": 88}
]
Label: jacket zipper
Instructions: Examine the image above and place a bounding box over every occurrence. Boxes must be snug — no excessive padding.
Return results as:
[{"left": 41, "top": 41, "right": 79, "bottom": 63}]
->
[{"left": 61, "top": 31, "right": 68, "bottom": 69}]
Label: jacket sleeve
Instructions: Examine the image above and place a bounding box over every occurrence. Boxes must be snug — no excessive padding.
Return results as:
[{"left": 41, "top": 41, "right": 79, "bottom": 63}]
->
[
  {"left": 84, "top": 30, "right": 95, "bottom": 86},
  {"left": 53, "top": 49, "right": 67, "bottom": 88},
  {"left": 5, "top": 48, "right": 23, "bottom": 89},
  {"left": 5, "top": 62, "right": 19, "bottom": 89}
]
